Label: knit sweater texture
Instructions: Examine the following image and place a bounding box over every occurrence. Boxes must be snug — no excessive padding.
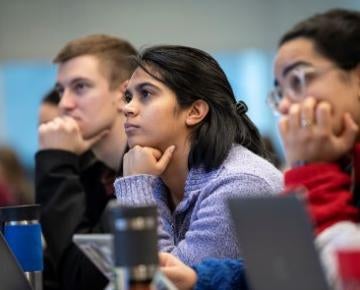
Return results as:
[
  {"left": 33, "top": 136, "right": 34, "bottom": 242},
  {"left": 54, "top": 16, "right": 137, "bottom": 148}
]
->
[{"left": 114, "top": 144, "right": 282, "bottom": 265}]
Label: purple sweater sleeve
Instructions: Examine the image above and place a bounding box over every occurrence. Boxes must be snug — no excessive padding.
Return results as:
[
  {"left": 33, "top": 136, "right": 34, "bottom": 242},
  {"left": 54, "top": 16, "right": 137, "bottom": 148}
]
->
[{"left": 114, "top": 173, "right": 276, "bottom": 265}]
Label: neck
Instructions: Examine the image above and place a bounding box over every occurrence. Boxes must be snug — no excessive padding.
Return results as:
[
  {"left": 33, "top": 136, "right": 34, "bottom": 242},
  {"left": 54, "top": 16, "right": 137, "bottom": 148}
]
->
[
  {"left": 92, "top": 117, "right": 127, "bottom": 171},
  {"left": 160, "top": 142, "right": 190, "bottom": 207}
]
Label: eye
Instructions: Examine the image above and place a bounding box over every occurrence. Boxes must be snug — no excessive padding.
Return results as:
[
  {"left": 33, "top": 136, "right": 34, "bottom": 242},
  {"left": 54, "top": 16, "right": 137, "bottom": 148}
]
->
[
  {"left": 140, "top": 89, "right": 151, "bottom": 99},
  {"left": 74, "top": 82, "right": 90, "bottom": 94},
  {"left": 287, "top": 73, "right": 303, "bottom": 94},
  {"left": 303, "top": 71, "right": 316, "bottom": 85},
  {"left": 123, "top": 91, "right": 132, "bottom": 103}
]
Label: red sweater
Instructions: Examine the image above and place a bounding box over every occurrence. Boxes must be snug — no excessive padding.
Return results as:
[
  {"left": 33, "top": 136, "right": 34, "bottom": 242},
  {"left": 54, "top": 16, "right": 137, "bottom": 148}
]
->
[
  {"left": 284, "top": 144, "right": 360, "bottom": 235},
  {"left": 0, "top": 182, "right": 14, "bottom": 206}
]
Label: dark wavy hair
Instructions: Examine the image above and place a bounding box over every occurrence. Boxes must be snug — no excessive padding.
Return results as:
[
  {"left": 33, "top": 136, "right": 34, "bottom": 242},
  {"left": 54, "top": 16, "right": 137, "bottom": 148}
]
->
[
  {"left": 133, "top": 45, "right": 267, "bottom": 170},
  {"left": 279, "top": 8, "right": 360, "bottom": 70}
]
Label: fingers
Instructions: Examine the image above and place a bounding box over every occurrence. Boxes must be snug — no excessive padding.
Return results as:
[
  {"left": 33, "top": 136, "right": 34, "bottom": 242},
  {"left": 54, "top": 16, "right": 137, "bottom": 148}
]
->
[
  {"left": 279, "top": 96, "right": 359, "bottom": 162},
  {"left": 159, "top": 256, "right": 197, "bottom": 290},
  {"left": 159, "top": 252, "right": 178, "bottom": 267},
  {"left": 156, "top": 145, "right": 176, "bottom": 171},
  {"left": 339, "top": 113, "right": 359, "bottom": 150},
  {"left": 150, "top": 148, "right": 163, "bottom": 160},
  {"left": 287, "top": 97, "right": 317, "bottom": 130},
  {"left": 288, "top": 103, "right": 301, "bottom": 131},
  {"left": 300, "top": 97, "right": 316, "bottom": 129},
  {"left": 278, "top": 116, "right": 289, "bottom": 143},
  {"left": 315, "top": 102, "right": 332, "bottom": 134}
]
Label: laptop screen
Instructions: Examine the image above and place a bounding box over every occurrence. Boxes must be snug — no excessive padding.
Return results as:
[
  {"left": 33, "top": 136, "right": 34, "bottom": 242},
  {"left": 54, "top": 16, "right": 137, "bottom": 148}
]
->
[
  {"left": 228, "top": 195, "right": 329, "bottom": 290},
  {"left": 0, "top": 232, "right": 32, "bottom": 290}
]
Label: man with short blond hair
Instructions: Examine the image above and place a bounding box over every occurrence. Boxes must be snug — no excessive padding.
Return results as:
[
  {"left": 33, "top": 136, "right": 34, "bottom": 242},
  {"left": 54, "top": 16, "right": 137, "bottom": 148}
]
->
[{"left": 36, "top": 34, "right": 137, "bottom": 290}]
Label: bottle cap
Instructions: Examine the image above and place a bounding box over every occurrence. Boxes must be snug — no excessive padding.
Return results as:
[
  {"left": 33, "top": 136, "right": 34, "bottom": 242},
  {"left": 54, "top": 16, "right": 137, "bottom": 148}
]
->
[{"left": 0, "top": 204, "right": 41, "bottom": 222}]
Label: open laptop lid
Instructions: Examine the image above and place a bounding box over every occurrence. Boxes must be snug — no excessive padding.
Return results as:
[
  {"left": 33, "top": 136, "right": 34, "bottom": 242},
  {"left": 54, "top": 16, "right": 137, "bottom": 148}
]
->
[
  {"left": 228, "top": 195, "right": 329, "bottom": 290},
  {"left": 0, "top": 232, "right": 32, "bottom": 290}
]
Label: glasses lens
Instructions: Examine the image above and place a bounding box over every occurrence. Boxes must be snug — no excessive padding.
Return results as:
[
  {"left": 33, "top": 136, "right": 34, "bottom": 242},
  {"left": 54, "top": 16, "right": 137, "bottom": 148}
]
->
[
  {"left": 285, "top": 66, "right": 315, "bottom": 101},
  {"left": 287, "top": 73, "right": 303, "bottom": 96},
  {"left": 267, "top": 88, "right": 282, "bottom": 113}
]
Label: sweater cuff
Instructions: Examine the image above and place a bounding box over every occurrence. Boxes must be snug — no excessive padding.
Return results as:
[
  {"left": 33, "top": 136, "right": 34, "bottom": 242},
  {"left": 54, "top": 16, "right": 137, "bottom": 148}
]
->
[
  {"left": 114, "top": 175, "right": 158, "bottom": 206},
  {"left": 285, "top": 162, "right": 342, "bottom": 188},
  {"left": 193, "top": 263, "right": 215, "bottom": 290}
]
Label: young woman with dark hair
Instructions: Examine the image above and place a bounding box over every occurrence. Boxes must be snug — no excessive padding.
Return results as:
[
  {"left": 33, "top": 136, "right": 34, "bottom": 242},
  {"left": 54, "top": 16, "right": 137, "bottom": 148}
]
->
[
  {"left": 114, "top": 45, "right": 282, "bottom": 265},
  {"left": 159, "top": 8, "right": 360, "bottom": 290}
]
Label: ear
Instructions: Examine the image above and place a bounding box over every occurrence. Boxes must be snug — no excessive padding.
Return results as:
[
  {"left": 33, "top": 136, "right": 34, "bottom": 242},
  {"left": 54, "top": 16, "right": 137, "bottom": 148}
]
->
[
  {"left": 185, "top": 99, "right": 209, "bottom": 127},
  {"left": 116, "top": 80, "right": 129, "bottom": 112}
]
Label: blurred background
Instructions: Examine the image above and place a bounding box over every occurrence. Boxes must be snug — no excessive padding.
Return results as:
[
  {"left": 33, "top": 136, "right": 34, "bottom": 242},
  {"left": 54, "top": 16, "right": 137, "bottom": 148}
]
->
[{"left": 0, "top": 0, "right": 359, "bottom": 177}]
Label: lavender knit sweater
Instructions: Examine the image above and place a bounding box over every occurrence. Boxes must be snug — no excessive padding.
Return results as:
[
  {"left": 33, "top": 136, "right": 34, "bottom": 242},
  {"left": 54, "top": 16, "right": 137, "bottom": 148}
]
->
[{"left": 114, "top": 145, "right": 282, "bottom": 265}]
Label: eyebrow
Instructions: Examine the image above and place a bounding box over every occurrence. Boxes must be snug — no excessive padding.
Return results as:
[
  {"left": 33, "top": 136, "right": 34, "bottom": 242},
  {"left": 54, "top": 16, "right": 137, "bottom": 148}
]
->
[
  {"left": 282, "top": 61, "right": 311, "bottom": 77},
  {"left": 274, "top": 61, "right": 312, "bottom": 87},
  {"left": 130, "top": 82, "right": 161, "bottom": 93},
  {"left": 55, "top": 77, "right": 91, "bottom": 89}
]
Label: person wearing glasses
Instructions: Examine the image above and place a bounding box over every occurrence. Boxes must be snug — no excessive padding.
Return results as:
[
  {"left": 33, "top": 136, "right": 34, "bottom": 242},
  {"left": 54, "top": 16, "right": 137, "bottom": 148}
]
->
[{"left": 158, "top": 8, "right": 360, "bottom": 290}]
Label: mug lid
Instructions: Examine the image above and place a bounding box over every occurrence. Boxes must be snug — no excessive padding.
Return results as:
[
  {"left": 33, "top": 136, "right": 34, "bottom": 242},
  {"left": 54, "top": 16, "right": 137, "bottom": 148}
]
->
[{"left": 0, "top": 204, "right": 41, "bottom": 222}]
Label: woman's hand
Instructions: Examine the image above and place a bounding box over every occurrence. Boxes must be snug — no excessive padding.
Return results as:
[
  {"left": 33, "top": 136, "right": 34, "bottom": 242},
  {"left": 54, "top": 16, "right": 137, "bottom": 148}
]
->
[
  {"left": 123, "top": 145, "right": 175, "bottom": 176},
  {"left": 159, "top": 252, "right": 197, "bottom": 290},
  {"left": 279, "top": 97, "right": 358, "bottom": 165}
]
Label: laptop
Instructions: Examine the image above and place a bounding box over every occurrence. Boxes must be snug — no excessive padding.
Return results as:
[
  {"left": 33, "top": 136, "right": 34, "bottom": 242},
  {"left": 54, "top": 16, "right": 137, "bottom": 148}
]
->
[
  {"left": 73, "top": 234, "right": 177, "bottom": 290},
  {"left": 73, "top": 233, "right": 114, "bottom": 280},
  {"left": 0, "top": 232, "right": 32, "bottom": 290},
  {"left": 228, "top": 195, "right": 329, "bottom": 290}
]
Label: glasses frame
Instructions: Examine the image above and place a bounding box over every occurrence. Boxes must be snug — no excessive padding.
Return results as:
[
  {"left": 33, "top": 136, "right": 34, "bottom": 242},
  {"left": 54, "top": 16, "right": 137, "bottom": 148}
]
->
[{"left": 267, "top": 65, "right": 337, "bottom": 114}]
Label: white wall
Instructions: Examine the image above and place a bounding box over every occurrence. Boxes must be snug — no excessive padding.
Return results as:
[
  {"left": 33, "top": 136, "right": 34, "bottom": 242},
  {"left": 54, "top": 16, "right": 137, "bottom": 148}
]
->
[{"left": 0, "top": 0, "right": 359, "bottom": 60}]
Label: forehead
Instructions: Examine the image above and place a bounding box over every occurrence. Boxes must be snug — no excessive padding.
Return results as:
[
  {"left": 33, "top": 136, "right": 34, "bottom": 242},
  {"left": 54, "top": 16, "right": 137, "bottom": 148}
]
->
[
  {"left": 274, "top": 38, "right": 328, "bottom": 78},
  {"left": 127, "top": 66, "right": 164, "bottom": 89},
  {"left": 56, "top": 55, "right": 108, "bottom": 85}
]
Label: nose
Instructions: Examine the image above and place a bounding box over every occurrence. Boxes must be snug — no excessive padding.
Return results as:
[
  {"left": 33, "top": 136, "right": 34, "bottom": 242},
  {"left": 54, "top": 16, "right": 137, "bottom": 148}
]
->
[
  {"left": 59, "top": 89, "right": 76, "bottom": 112},
  {"left": 277, "top": 96, "right": 292, "bottom": 115},
  {"left": 123, "top": 99, "right": 139, "bottom": 118}
]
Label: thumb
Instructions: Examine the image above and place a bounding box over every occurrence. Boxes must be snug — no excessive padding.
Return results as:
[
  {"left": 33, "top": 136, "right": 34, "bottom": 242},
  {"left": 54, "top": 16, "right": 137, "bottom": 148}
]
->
[
  {"left": 82, "top": 129, "right": 110, "bottom": 151},
  {"left": 339, "top": 113, "right": 358, "bottom": 150},
  {"left": 156, "top": 145, "right": 176, "bottom": 171}
]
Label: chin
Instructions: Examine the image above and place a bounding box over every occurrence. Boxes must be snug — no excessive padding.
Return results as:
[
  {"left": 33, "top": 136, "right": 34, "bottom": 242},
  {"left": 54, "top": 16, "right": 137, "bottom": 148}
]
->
[{"left": 127, "top": 138, "right": 158, "bottom": 149}]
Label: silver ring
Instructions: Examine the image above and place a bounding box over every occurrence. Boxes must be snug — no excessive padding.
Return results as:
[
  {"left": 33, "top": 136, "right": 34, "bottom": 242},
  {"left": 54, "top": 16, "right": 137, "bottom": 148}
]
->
[{"left": 301, "top": 119, "right": 312, "bottom": 128}]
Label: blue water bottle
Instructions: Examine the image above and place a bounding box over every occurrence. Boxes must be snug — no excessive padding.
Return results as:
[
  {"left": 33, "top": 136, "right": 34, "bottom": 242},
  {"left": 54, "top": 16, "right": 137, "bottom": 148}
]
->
[{"left": 0, "top": 204, "right": 43, "bottom": 290}]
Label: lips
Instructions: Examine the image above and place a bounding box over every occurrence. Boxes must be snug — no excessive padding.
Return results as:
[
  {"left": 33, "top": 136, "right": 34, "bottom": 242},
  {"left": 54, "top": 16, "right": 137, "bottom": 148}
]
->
[{"left": 124, "top": 123, "right": 140, "bottom": 133}]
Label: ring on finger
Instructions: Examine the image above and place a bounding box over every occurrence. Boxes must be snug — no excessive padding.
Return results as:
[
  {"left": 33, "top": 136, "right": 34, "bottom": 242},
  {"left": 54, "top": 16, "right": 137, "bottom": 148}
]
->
[{"left": 301, "top": 118, "right": 313, "bottom": 128}]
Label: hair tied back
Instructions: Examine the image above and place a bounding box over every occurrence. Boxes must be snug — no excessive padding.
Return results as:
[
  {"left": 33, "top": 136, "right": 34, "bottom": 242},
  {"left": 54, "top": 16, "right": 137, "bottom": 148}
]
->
[{"left": 236, "top": 100, "right": 248, "bottom": 115}]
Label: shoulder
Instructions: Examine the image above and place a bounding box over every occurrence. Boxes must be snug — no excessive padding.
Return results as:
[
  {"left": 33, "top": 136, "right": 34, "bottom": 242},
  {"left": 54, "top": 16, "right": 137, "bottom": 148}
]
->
[{"left": 216, "top": 145, "right": 283, "bottom": 193}]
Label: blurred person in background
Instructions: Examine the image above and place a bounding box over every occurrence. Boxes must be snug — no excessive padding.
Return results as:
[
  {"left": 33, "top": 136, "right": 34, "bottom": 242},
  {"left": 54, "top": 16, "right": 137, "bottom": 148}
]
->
[
  {"left": 36, "top": 34, "right": 137, "bottom": 290},
  {"left": 0, "top": 145, "right": 33, "bottom": 205},
  {"left": 39, "top": 89, "right": 60, "bottom": 125}
]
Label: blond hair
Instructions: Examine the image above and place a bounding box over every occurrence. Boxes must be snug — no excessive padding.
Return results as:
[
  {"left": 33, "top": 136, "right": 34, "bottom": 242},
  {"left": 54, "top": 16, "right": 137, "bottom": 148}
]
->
[{"left": 54, "top": 34, "right": 137, "bottom": 89}]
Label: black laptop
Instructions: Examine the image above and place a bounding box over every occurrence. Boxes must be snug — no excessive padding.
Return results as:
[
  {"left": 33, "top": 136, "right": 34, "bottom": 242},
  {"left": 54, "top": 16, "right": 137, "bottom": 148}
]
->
[
  {"left": 228, "top": 195, "right": 329, "bottom": 290},
  {"left": 0, "top": 232, "right": 32, "bottom": 290}
]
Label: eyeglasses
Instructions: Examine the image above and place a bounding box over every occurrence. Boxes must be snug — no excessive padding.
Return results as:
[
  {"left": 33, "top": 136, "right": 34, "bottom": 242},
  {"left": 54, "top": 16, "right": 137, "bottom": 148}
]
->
[{"left": 267, "top": 65, "right": 336, "bottom": 114}]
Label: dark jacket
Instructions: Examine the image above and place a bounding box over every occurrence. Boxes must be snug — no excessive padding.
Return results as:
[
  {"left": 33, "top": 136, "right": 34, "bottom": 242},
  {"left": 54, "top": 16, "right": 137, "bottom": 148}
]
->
[{"left": 35, "top": 149, "right": 115, "bottom": 290}]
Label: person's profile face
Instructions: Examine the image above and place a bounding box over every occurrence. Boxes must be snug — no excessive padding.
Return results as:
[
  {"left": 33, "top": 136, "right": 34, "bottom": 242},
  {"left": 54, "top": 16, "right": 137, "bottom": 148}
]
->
[
  {"left": 55, "top": 55, "right": 124, "bottom": 140},
  {"left": 122, "top": 67, "right": 189, "bottom": 150},
  {"left": 38, "top": 102, "right": 59, "bottom": 125},
  {"left": 274, "top": 37, "right": 360, "bottom": 135}
]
